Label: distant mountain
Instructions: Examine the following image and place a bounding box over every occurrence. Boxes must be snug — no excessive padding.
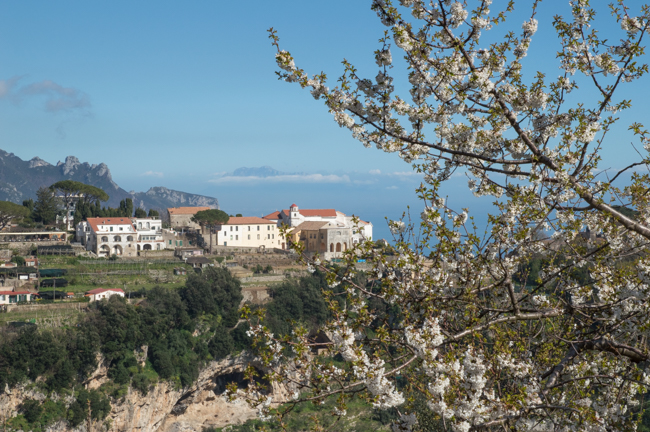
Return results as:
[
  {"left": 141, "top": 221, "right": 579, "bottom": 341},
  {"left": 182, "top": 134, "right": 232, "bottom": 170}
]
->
[
  {"left": 0, "top": 150, "right": 219, "bottom": 212},
  {"left": 231, "top": 166, "right": 305, "bottom": 177}
]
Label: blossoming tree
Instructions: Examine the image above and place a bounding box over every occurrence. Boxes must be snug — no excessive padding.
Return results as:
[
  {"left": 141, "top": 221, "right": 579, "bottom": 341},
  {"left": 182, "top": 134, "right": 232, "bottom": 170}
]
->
[{"left": 237, "top": 1, "right": 650, "bottom": 430}]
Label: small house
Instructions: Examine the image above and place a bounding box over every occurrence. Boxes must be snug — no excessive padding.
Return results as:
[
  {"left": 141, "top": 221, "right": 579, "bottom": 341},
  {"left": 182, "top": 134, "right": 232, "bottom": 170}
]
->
[
  {"left": 173, "top": 267, "right": 187, "bottom": 275},
  {"left": 85, "top": 288, "right": 125, "bottom": 302},
  {"left": 185, "top": 256, "right": 214, "bottom": 269},
  {"left": 175, "top": 247, "right": 204, "bottom": 259},
  {"left": 25, "top": 257, "right": 38, "bottom": 268},
  {"left": 0, "top": 291, "right": 33, "bottom": 305}
]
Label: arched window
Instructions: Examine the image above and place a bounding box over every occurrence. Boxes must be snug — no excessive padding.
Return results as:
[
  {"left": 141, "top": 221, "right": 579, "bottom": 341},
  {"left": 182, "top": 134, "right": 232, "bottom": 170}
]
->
[
  {"left": 113, "top": 236, "right": 121, "bottom": 242},
  {"left": 146, "top": 222, "right": 150, "bottom": 229},
  {"left": 138, "top": 222, "right": 142, "bottom": 229},
  {"left": 127, "top": 236, "right": 134, "bottom": 241},
  {"left": 336, "top": 243, "right": 342, "bottom": 252},
  {"left": 101, "top": 236, "right": 108, "bottom": 243},
  {"left": 330, "top": 243, "right": 334, "bottom": 252},
  {"left": 343, "top": 243, "right": 347, "bottom": 251}
]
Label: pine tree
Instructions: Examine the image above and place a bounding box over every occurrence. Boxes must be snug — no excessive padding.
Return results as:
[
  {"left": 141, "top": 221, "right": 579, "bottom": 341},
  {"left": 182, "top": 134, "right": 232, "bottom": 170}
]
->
[{"left": 32, "top": 188, "right": 59, "bottom": 225}]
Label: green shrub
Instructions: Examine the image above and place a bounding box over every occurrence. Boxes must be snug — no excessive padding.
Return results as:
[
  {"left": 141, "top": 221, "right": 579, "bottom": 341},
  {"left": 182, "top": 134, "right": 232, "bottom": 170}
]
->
[
  {"left": 67, "top": 389, "right": 111, "bottom": 427},
  {"left": 20, "top": 398, "right": 43, "bottom": 423}
]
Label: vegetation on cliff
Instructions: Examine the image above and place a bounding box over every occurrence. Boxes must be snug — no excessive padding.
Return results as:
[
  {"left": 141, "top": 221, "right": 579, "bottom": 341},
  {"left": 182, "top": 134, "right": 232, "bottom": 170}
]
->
[{"left": 0, "top": 267, "right": 343, "bottom": 430}]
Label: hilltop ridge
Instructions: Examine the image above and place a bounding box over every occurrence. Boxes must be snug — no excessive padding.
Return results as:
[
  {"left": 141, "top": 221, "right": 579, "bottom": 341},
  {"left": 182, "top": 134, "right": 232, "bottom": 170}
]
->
[{"left": 0, "top": 150, "right": 219, "bottom": 211}]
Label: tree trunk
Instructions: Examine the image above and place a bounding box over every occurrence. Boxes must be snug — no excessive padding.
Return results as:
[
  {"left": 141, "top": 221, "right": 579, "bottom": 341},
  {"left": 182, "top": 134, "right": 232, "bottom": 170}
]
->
[{"left": 209, "top": 224, "right": 213, "bottom": 255}]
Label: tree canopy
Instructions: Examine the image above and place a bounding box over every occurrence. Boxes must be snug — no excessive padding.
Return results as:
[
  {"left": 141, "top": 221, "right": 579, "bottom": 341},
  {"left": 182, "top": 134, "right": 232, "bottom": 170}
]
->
[
  {"left": 191, "top": 209, "right": 229, "bottom": 226},
  {"left": 32, "top": 187, "right": 58, "bottom": 225},
  {"left": 192, "top": 209, "right": 229, "bottom": 253},
  {"left": 50, "top": 180, "right": 109, "bottom": 204},
  {"left": 0, "top": 201, "right": 30, "bottom": 230},
  {"left": 239, "top": 2, "right": 650, "bottom": 430}
]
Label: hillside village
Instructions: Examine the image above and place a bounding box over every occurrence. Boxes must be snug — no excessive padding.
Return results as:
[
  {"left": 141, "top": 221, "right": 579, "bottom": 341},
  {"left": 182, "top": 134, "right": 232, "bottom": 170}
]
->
[
  {"left": 0, "top": 185, "right": 374, "bottom": 305},
  {"left": 0, "top": 185, "right": 388, "bottom": 431}
]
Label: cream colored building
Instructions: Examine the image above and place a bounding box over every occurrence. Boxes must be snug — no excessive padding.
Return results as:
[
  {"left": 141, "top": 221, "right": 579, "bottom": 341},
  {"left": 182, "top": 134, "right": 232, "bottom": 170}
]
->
[
  {"left": 264, "top": 203, "right": 374, "bottom": 255},
  {"left": 214, "top": 217, "right": 281, "bottom": 249}
]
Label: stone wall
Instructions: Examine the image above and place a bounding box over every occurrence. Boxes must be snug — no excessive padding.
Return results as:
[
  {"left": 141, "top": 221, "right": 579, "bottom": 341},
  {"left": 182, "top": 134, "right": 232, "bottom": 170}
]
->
[
  {"left": 138, "top": 250, "right": 175, "bottom": 258},
  {"left": 3, "top": 302, "right": 89, "bottom": 313},
  {"left": 0, "top": 241, "right": 64, "bottom": 255}
]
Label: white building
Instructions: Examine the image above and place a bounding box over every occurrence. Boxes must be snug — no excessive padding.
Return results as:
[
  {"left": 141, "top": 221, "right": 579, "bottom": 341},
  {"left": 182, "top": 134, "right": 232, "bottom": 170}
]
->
[
  {"left": 76, "top": 217, "right": 166, "bottom": 257},
  {"left": 133, "top": 218, "right": 165, "bottom": 251},
  {"left": 263, "top": 204, "right": 373, "bottom": 252},
  {"left": 85, "top": 288, "right": 125, "bottom": 302},
  {"left": 213, "top": 216, "right": 281, "bottom": 249}
]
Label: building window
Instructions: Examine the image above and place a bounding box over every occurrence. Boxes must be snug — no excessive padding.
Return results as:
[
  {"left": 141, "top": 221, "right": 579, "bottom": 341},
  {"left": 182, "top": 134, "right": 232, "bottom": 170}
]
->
[
  {"left": 257, "top": 234, "right": 260, "bottom": 240},
  {"left": 257, "top": 226, "right": 260, "bottom": 231},
  {"left": 119, "top": 227, "right": 123, "bottom": 231},
  {"left": 248, "top": 235, "right": 250, "bottom": 240},
  {"left": 236, "top": 226, "right": 238, "bottom": 231},
  {"left": 110, "top": 227, "right": 113, "bottom": 232},
  {"left": 267, "top": 234, "right": 270, "bottom": 239},
  {"left": 248, "top": 226, "right": 251, "bottom": 231},
  {"left": 230, "top": 235, "right": 233, "bottom": 240},
  {"left": 236, "top": 235, "right": 239, "bottom": 240},
  {"left": 272, "top": 234, "right": 274, "bottom": 239},
  {"left": 267, "top": 225, "right": 270, "bottom": 231},
  {"left": 230, "top": 227, "right": 233, "bottom": 231},
  {"left": 169, "top": 240, "right": 172, "bottom": 245},
  {"left": 179, "top": 241, "right": 183, "bottom": 246}
]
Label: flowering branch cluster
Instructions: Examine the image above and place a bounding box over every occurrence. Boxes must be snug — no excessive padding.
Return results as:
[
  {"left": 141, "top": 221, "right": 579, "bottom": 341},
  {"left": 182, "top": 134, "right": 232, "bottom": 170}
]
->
[{"left": 237, "top": 1, "right": 650, "bottom": 430}]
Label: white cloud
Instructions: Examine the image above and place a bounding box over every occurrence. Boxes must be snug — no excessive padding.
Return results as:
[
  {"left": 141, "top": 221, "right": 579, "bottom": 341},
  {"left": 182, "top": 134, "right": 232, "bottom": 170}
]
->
[
  {"left": 142, "top": 171, "right": 163, "bottom": 177},
  {"left": 390, "top": 171, "right": 420, "bottom": 177},
  {"left": 369, "top": 169, "right": 382, "bottom": 175},
  {"left": 209, "top": 174, "right": 351, "bottom": 184}
]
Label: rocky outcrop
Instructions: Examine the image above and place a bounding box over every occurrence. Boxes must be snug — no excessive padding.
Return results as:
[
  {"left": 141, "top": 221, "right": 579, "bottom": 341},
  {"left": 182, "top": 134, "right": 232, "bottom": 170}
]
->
[
  {"left": 130, "top": 187, "right": 219, "bottom": 211},
  {"left": 0, "top": 150, "right": 219, "bottom": 211},
  {"left": 28, "top": 156, "right": 51, "bottom": 168},
  {"left": 0, "top": 353, "right": 274, "bottom": 432}
]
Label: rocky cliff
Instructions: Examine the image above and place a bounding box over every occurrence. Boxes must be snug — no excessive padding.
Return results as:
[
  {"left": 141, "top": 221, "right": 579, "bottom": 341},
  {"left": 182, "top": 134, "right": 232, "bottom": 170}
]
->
[
  {"left": 0, "top": 353, "right": 275, "bottom": 432},
  {"left": 0, "top": 150, "right": 219, "bottom": 212}
]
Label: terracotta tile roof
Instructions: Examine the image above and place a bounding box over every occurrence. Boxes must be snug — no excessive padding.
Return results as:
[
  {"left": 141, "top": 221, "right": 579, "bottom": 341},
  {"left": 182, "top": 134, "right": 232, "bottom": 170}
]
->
[
  {"left": 278, "top": 209, "right": 338, "bottom": 218},
  {"left": 224, "top": 216, "right": 275, "bottom": 225},
  {"left": 293, "top": 221, "right": 329, "bottom": 231},
  {"left": 86, "top": 217, "right": 135, "bottom": 233},
  {"left": 168, "top": 207, "right": 211, "bottom": 215},
  {"left": 0, "top": 291, "right": 31, "bottom": 296},
  {"left": 263, "top": 211, "right": 281, "bottom": 220},
  {"left": 86, "top": 288, "right": 125, "bottom": 295}
]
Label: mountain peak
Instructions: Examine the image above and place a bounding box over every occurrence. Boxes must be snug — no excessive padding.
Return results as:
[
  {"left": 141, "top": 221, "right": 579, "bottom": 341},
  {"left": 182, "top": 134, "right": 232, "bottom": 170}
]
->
[
  {"left": 28, "top": 157, "right": 51, "bottom": 168},
  {"left": 0, "top": 149, "right": 219, "bottom": 211}
]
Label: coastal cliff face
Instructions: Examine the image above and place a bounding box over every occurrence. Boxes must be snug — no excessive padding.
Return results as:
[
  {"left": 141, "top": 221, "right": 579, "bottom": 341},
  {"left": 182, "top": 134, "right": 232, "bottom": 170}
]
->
[{"left": 0, "top": 353, "right": 268, "bottom": 432}]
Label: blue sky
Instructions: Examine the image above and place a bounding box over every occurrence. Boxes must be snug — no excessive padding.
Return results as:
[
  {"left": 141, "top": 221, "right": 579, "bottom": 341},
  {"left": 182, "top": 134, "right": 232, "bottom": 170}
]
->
[{"left": 0, "top": 1, "right": 648, "bottom": 241}]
